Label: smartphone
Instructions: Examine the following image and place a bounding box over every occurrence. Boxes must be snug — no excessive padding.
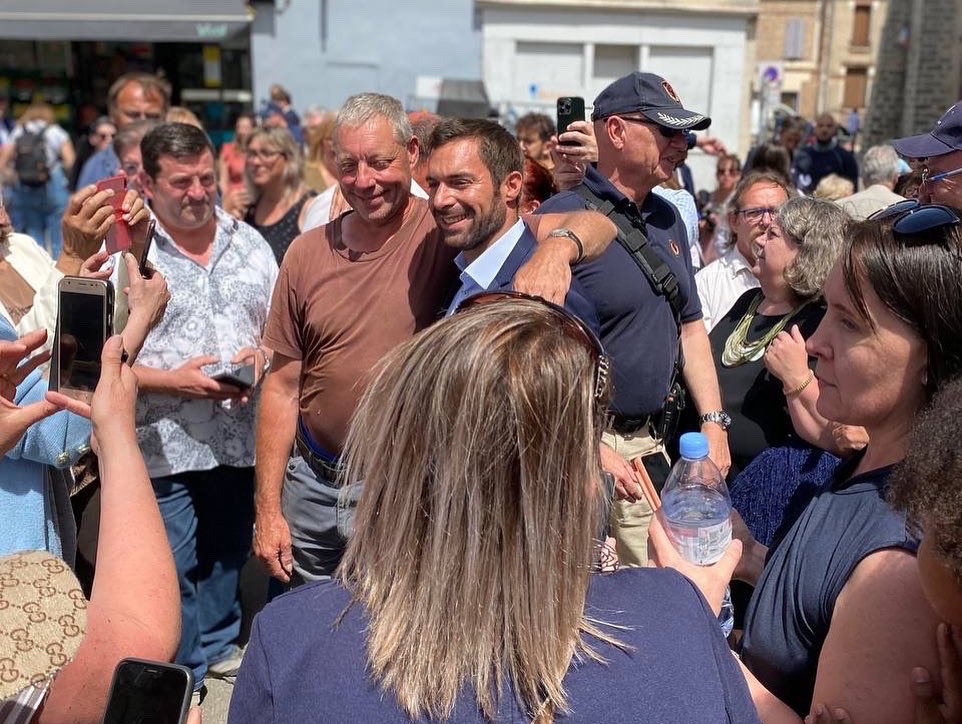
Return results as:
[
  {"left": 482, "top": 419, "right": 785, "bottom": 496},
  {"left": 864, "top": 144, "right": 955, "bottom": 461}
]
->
[
  {"left": 212, "top": 363, "right": 255, "bottom": 388},
  {"left": 638, "top": 450, "right": 672, "bottom": 496},
  {"left": 96, "top": 174, "right": 131, "bottom": 254},
  {"left": 556, "top": 96, "right": 586, "bottom": 142},
  {"left": 52, "top": 278, "right": 114, "bottom": 403},
  {"left": 139, "top": 219, "right": 156, "bottom": 278},
  {"left": 103, "top": 658, "right": 193, "bottom": 724}
]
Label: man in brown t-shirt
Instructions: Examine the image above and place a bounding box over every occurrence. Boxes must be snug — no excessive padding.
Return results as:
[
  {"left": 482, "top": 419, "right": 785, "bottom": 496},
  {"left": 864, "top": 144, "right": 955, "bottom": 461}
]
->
[{"left": 254, "top": 93, "right": 615, "bottom": 584}]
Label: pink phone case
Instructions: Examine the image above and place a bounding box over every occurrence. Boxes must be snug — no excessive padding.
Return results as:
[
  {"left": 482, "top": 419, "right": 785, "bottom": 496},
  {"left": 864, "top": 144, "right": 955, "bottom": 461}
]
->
[{"left": 96, "top": 175, "right": 131, "bottom": 254}]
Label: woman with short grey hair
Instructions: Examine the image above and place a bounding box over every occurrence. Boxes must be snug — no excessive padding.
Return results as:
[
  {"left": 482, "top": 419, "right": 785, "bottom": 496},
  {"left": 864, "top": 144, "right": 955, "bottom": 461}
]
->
[{"left": 683, "top": 196, "right": 857, "bottom": 477}]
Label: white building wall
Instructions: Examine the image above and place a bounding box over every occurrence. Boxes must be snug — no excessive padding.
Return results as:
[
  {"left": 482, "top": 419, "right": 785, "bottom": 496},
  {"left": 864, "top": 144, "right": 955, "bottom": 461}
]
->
[
  {"left": 250, "top": 0, "right": 481, "bottom": 115},
  {"left": 481, "top": 6, "right": 754, "bottom": 190}
]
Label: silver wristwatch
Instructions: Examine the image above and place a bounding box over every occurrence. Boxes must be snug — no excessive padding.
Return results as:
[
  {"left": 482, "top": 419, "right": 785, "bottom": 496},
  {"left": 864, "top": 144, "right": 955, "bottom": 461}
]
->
[
  {"left": 699, "top": 410, "right": 732, "bottom": 431},
  {"left": 546, "top": 227, "right": 585, "bottom": 264}
]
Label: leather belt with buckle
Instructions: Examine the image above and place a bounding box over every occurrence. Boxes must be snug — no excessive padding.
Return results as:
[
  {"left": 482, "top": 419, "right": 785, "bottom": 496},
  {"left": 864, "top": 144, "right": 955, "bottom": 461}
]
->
[{"left": 294, "top": 433, "right": 344, "bottom": 484}]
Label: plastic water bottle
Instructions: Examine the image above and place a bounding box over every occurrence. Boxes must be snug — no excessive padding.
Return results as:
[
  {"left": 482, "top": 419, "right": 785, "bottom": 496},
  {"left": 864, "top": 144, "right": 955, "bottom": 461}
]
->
[{"left": 661, "top": 432, "right": 735, "bottom": 636}]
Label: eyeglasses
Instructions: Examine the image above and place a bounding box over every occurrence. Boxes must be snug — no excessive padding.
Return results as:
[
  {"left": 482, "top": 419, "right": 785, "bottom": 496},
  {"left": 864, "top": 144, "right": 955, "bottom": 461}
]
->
[
  {"left": 921, "top": 165, "right": 962, "bottom": 187},
  {"left": 736, "top": 206, "right": 778, "bottom": 224},
  {"left": 455, "top": 290, "right": 610, "bottom": 401},
  {"left": 868, "top": 199, "right": 961, "bottom": 236},
  {"left": 245, "top": 149, "right": 283, "bottom": 162},
  {"left": 119, "top": 109, "right": 163, "bottom": 122},
  {"left": 717, "top": 168, "right": 740, "bottom": 177},
  {"left": 616, "top": 115, "right": 686, "bottom": 140}
]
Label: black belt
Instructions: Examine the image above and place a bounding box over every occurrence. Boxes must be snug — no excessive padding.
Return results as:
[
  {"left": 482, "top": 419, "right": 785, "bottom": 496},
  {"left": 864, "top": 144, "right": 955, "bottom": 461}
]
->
[
  {"left": 294, "top": 432, "right": 344, "bottom": 484},
  {"left": 610, "top": 412, "right": 657, "bottom": 436}
]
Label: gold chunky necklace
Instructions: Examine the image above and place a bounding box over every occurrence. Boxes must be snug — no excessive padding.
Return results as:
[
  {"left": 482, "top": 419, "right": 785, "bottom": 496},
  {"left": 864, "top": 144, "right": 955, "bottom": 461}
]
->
[{"left": 722, "top": 291, "right": 809, "bottom": 367}]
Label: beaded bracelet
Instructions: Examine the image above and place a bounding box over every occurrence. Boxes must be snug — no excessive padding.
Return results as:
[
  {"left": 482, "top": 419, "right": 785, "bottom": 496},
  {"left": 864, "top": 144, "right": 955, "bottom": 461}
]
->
[{"left": 784, "top": 371, "right": 815, "bottom": 398}]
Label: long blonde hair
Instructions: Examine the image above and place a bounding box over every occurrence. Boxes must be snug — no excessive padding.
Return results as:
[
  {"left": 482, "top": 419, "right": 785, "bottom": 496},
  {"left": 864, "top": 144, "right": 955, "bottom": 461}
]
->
[{"left": 338, "top": 299, "right": 615, "bottom": 723}]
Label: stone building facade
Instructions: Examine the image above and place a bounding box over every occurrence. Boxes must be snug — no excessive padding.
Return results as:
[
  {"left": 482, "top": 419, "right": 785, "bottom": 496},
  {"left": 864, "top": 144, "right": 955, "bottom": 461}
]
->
[
  {"left": 755, "top": 0, "right": 888, "bottom": 129},
  {"left": 863, "top": 0, "right": 962, "bottom": 147}
]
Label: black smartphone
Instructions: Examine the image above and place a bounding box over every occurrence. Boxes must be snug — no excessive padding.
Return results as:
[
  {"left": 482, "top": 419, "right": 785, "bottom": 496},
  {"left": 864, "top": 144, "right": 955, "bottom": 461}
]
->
[
  {"left": 139, "top": 219, "right": 156, "bottom": 278},
  {"left": 103, "top": 658, "right": 193, "bottom": 724},
  {"left": 640, "top": 450, "right": 672, "bottom": 496},
  {"left": 52, "top": 277, "right": 114, "bottom": 404},
  {"left": 212, "top": 363, "right": 255, "bottom": 388},
  {"left": 556, "top": 96, "right": 586, "bottom": 142}
]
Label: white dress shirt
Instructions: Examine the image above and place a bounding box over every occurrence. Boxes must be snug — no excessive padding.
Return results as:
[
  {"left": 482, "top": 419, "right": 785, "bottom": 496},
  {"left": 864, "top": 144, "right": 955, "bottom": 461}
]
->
[{"left": 695, "top": 246, "right": 759, "bottom": 332}]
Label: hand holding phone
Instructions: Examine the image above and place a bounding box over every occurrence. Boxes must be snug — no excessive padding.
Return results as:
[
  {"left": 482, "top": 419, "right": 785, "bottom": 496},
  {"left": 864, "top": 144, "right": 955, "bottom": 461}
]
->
[
  {"left": 103, "top": 658, "right": 193, "bottom": 724},
  {"left": 556, "top": 97, "right": 586, "bottom": 144},
  {"left": 212, "top": 363, "right": 256, "bottom": 389},
  {"left": 173, "top": 355, "right": 248, "bottom": 401},
  {"left": 52, "top": 278, "right": 114, "bottom": 404},
  {"left": 96, "top": 175, "right": 131, "bottom": 254}
]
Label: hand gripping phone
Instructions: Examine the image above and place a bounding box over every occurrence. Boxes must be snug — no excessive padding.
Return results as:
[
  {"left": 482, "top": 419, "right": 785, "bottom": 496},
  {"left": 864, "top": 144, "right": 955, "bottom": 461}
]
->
[
  {"left": 103, "top": 658, "right": 194, "bottom": 724},
  {"left": 556, "top": 96, "right": 586, "bottom": 143},
  {"left": 52, "top": 277, "right": 114, "bottom": 404},
  {"left": 96, "top": 174, "right": 131, "bottom": 254}
]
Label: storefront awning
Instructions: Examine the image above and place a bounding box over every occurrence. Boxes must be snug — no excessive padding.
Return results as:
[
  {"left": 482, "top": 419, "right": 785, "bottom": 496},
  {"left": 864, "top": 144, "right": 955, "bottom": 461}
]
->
[{"left": 0, "top": 1, "right": 252, "bottom": 42}]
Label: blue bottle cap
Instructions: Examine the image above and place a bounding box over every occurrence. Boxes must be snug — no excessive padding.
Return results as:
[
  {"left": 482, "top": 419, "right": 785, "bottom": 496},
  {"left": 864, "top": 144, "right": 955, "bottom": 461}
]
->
[{"left": 679, "top": 432, "right": 709, "bottom": 459}]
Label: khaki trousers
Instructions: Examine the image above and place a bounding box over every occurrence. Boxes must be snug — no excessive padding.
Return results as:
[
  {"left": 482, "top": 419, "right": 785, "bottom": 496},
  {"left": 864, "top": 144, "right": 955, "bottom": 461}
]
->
[{"left": 603, "top": 426, "right": 667, "bottom": 567}]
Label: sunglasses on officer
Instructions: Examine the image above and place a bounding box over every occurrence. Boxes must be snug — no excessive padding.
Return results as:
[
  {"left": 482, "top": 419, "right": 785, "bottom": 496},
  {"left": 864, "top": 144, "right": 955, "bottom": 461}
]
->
[{"left": 455, "top": 290, "right": 610, "bottom": 401}]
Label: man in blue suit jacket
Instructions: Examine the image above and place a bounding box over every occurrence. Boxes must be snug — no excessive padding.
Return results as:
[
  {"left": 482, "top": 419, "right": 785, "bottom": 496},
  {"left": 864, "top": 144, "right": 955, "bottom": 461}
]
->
[{"left": 429, "top": 118, "right": 598, "bottom": 333}]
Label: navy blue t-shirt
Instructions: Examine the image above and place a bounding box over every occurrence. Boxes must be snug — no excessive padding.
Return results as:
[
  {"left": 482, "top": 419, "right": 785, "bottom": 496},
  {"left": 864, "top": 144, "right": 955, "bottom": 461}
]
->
[
  {"left": 229, "top": 568, "right": 759, "bottom": 723},
  {"left": 538, "top": 168, "right": 701, "bottom": 418},
  {"left": 739, "top": 452, "right": 917, "bottom": 715}
]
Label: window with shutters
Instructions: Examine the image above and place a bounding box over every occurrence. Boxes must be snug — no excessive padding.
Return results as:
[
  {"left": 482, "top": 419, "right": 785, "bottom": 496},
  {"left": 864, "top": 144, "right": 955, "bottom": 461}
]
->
[
  {"left": 843, "top": 68, "right": 868, "bottom": 108},
  {"left": 851, "top": 3, "right": 871, "bottom": 47},
  {"left": 784, "top": 19, "right": 806, "bottom": 60}
]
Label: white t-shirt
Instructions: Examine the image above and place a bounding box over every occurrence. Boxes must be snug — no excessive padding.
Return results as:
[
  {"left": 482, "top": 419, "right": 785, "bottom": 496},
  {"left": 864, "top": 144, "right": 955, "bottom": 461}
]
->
[{"left": 10, "top": 121, "right": 69, "bottom": 171}]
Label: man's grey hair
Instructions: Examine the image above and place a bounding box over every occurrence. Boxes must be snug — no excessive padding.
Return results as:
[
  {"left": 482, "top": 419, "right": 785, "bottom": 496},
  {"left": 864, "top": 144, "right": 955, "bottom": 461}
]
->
[
  {"left": 334, "top": 93, "right": 413, "bottom": 149},
  {"left": 861, "top": 144, "right": 901, "bottom": 187},
  {"left": 778, "top": 196, "right": 849, "bottom": 300},
  {"left": 114, "top": 119, "right": 158, "bottom": 158}
]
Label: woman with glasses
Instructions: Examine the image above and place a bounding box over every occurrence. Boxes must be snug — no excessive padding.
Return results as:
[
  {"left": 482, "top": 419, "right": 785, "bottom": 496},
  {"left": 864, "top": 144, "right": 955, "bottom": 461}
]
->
[
  {"left": 229, "top": 297, "right": 758, "bottom": 724},
  {"left": 654, "top": 203, "right": 962, "bottom": 723},
  {"left": 710, "top": 154, "right": 742, "bottom": 206},
  {"left": 686, "top": 196, "right": 849, "bottom": 479},
  {"left": 226, "top": 126, "right": 316, "bottom": 263}
]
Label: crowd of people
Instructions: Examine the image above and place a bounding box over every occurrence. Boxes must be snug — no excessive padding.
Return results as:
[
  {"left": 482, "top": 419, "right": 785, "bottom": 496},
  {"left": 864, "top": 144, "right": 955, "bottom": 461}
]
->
[{"left": 2, "top": 65, "right": 962, "bottom": 724}]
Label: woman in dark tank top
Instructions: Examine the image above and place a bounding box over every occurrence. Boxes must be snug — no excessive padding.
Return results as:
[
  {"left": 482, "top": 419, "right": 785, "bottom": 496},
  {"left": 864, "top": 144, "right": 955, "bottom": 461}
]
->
[
  {"left": 652, "top": 206, "right": 962, "bottom": 722},
  {"left": 225, "top": 125, "right": 316, "bottom": 263}
]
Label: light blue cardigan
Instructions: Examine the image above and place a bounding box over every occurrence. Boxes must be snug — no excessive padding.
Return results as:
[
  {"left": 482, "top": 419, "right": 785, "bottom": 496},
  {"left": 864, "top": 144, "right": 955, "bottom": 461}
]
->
[{"left": 0, "top": 317, "right": 91, "bottom": 559}]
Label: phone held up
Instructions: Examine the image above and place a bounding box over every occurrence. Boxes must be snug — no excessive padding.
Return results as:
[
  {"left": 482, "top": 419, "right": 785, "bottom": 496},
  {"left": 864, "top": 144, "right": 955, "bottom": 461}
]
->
[
  {"left": 556, "top": 96, "right": 586, "bottom": 144},
  {"left": 103, "top": 658, "right": 194, "bottom": 724},
  {"left": 96, "top": 174, "right": 131, "bottom": 255},
  {"left": 50, "top": 277, "right": 114, "bottom": 404}
]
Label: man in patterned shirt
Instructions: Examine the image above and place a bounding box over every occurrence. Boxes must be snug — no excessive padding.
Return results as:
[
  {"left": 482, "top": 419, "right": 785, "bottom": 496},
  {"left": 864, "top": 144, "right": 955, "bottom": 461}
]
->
[{"left": 131, "top": 123, "right": 278, "bottom": 693}]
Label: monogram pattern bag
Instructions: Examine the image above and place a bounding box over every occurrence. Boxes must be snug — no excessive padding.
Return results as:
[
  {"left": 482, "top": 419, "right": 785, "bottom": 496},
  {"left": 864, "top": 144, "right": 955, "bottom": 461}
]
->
[{"left": 0, "top": 551, "right": 87, "bottom": 701}]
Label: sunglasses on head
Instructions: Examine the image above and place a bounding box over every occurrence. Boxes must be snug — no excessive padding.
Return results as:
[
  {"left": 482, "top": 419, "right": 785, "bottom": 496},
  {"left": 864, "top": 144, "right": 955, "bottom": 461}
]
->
[
  {"left": 868, "top": 199, "right": 961, "bottom": 236},
  {"left": 455, "top": 290, "right": 610, "bottom": 401}
]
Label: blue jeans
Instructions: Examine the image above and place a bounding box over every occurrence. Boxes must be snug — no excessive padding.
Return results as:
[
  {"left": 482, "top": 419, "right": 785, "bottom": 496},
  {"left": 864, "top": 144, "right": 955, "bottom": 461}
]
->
[
  {"left": 152, "top": 465, "right": 255, "bottom": 688},
  {"left": 10, "top": 166, "right": 68, "bottom": 259}
]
